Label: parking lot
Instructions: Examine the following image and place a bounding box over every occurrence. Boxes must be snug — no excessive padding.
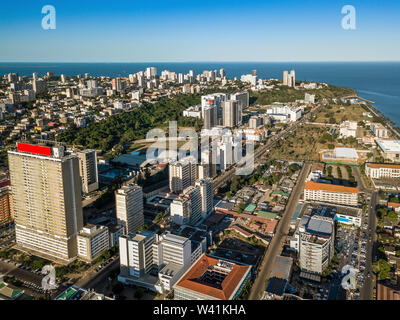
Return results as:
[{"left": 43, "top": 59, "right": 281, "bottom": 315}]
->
[{"left": 336, "top": 222, "right": 372, "bottom": 299}]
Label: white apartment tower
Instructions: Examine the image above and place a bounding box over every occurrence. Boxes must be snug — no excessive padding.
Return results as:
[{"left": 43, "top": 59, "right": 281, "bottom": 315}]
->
[{"left": 115, "top": 184, "right": 144, "bottom": 234}]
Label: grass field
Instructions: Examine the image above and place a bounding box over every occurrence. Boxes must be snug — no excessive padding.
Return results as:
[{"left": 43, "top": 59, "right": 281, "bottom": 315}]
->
[{"left": 313, "top": 104, "right": 370, "bottom": 124}]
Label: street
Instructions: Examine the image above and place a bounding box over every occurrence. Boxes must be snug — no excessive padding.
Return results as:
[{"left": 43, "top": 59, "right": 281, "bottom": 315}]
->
[{"left": 248, "top": 162, "right": 312, "bottom": 300}]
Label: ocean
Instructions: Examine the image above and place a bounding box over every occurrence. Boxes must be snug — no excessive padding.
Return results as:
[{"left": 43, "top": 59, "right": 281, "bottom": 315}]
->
[{"left": 1, "top": 62, "right": 399, "bottom": 125}]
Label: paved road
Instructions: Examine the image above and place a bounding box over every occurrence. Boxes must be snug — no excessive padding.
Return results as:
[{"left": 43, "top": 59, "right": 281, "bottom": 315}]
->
[
  {"left": 360, "top": 191, "right": 377, "bottom": 300},
  {"left": 75, "top": 258, "right": 120, "bottom": 289},
  {"left": 212, "top": 105, "right": 321, "bottom": 193},
  {"left": 248, "top": 162, "right": 312, "bottom": 300}
]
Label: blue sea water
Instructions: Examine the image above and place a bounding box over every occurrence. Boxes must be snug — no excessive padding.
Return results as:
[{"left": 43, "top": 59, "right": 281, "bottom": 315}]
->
[{"left": 1, "top": 62, "right": 399, "bottom": 124}]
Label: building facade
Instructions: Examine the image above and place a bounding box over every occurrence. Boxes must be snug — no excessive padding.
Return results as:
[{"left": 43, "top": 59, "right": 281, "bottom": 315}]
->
[{"left": 8, "top": 142, "right": 83, "bottom": 262}]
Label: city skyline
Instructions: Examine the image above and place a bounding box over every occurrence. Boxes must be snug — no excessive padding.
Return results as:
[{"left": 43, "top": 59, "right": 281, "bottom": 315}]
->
[{"left": 1, "top": 0, "right": 400, "bottom": 62}]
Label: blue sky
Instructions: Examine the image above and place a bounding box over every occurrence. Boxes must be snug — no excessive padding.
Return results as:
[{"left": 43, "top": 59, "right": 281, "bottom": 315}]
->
[{"left": 0, "top": 0, "right": 399, "bottom": 62}]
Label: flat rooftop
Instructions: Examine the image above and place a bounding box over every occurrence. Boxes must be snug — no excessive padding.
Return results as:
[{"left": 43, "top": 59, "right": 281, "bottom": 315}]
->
[{"left": 376, "top": 139, "right": 400, "bottom": 154}]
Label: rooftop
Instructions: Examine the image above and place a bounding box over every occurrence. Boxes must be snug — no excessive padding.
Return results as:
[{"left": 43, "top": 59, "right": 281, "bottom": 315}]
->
[
  {"left": 175, "top": 254, "right": 251, "bottom": 300},
  {"left": 376, "top": 139, "right": 400, "bottom": 154},
  {"left": 305, "top": 181, "right": 358, "bottom": 194}
]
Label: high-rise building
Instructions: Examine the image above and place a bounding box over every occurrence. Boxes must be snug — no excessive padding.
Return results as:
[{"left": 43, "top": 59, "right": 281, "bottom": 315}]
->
[
  {"left": 146, "top": 67, "right": 157, "bottom": 79},
  {"left": 169, "top": 157, "right": 196, "bottom": 194},
  {"left": 8, "top": 141, "right": 83, "bottom": 262},
  {"left": 283, "top": 70, "right": 296, "bottom": 88},
  {"left": 219, "top": 68, "right": 226, "bottom": 78},
  {"left": 77, "top": 150, "right": 99, "bottom": 194},
  {"left": 115, "top": 184, "right": 144, "bottom": 234},
  {"left": 32, "top": 80, "right": 47, "bottom": 94},
  {"left": 222, "top": 100, "right": 239, "bottom": 128},
  {"left": 119, "top": 231, "right": 156, "bottom": 278},
  {"left": 196, "top": 179, "right": 213, "bottom": 218},
  {"left": 32, "top": 72, "right": 38, "bottom": 81},
  {"left": 0, "top": 179, "right": 13, "bottom": 225},
  {"left": 298, "top": 215, "right": 335, "bottom": 275},
  {"left": 60, "top": 74, "right": 67, "bottom": 84},
  {"left": 112, "top": 77, "right": 125, "bottom": 92}
]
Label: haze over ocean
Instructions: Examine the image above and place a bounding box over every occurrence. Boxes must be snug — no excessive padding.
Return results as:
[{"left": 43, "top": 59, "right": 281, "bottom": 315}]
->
[{"left": 1, "top": 61, "right": 399, "bottom": 125}]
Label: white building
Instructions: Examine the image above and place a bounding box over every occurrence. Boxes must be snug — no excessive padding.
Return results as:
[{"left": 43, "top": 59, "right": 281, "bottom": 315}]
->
[
  {"left": 169, "top": 157, "right": 197, "bottom": 194},
  {"left": 304, "top": 181, "right": 358, "bottom": 206},
  {"left": 339, "top": 121, "right": 357, "bottom": 138},
  {"left": 365, "top": 163, "right": 400, "bottom": 179},
  {"left": 77, "top": 224, "right": 110, "bottom": 262},
  {"left": 297, "top": 215, "right": 334, "bottom": 274},
  {"left": 370, "top": 123, "right": 388, "bottom": 138},
  {"left": 115, "top": 184, "right": 144, "bottom": 234},
  {"left": 266, "top": 104, "right": 302, "bottom": 122}
]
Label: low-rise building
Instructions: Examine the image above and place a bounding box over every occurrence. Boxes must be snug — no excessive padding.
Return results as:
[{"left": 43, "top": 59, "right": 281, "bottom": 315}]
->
[
  {"left": 174, "top": 254, "right": 251, "bottom": 300},
  {"left": 77, "top": 224, "right": 110, "bottom": 262},
  {"left": 365, "top": 163, "right": 400, "bottom": 179},
  {"left": 304, "top": 181, "right": 358, "bottom": 206},
  {"left": 376, "top": 140, "right": 400, "bottom": 162}
]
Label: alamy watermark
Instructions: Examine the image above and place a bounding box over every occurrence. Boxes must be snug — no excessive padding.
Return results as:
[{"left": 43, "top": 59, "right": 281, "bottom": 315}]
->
[
  {"left": 341, "top": 5, "right": 356, "bottom": 30},
  {"left": 145, "top": 121, "right": 254, "bottom": 176},
  {"left": 341, "top": 264, "right": 357, "bottom": 290},
  {"left": 42, "top": 5, "right": 56, "bottom": 30},
  {"left": 41, "top": 264, "right": 57, "bottom": 290}
]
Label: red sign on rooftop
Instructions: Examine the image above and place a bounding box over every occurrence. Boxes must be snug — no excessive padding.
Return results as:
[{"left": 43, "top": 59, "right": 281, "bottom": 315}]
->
[{"left": 17, "top": 143, "right": 52, "bottom": 156}]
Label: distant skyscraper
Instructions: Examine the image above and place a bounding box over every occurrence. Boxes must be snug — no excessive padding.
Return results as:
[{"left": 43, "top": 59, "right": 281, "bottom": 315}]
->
[
  {"left": 283, "top": 70, "right": 289, "bottom": 86},
  {"left": 32, "top": 72, "right": 38, "bottom": 81},
  {"left": 251, "top": 70, "right": 257, "bottom": 76},
  {"left": 8, "top": 141, "right": 84, "bottom": 262},
  {"left": 283, "top": 70, "right": 295, "bottom": 88},
  {"left": 60, "top": 74, "right": 67, "bottom": 84},
  {"left": 220, "top": 68, "right": 226, "bottom": 78},
  {"left": 146, "top": 67, "right": 157, "bottom": 79},
  {"left": 77, "top": 150, "right": 99, "bottom": 194},
  {"left": 115, "top": 184, "right": 144, "bottom": 234}
]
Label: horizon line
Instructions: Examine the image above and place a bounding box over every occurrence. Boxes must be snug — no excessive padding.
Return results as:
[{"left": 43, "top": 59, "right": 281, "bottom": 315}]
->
[{"left": 1, "top": 60, "right": 400, "bottom": 64}]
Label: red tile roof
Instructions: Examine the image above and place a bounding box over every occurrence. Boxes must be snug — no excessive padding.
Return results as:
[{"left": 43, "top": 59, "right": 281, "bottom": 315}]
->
[
  {"left": 305, "top": 181, "right": 358, "bottom": 194},
  {"left": 367, "top": 163, "right": 400, "bottom": 169},
  {"left": 175, "top": 254, "right": 250, "bottom": 300}
]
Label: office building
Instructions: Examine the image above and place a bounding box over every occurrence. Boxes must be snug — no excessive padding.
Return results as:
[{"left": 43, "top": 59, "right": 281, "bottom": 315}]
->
[
  {"left": 77, "top": 149, "right": 99, "bottom": 194},
  {"left": 118, "top": 231, "right": 194, "bottom": 293},
  {"left": 77, "top": 224, "right": 110, "bottom": 262},
  {"left": 8, "top": 141, "right": 83, "bottom": 262},
  {"left": 174, "top": 254, "right": 251, "bottom": 300},
  {"left": 304, "top": 181, "right": 358, "bottom": 206},
  {"left": 115, "top": 183, "right": 144, "bottom": 234}
]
